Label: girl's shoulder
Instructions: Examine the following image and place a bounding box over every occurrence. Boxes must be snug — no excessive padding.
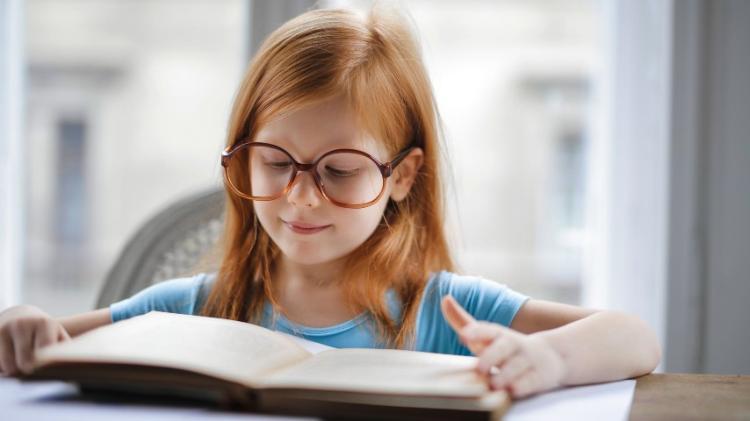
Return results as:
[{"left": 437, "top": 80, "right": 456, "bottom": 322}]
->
[
  {"left": 425, "top": 269, "right": 521, "bottom": 296},
  {"left": 421, "top": 270, "right": 530, "bottom": 325},
  {"left": 110, "top": 272, "right": 216, "bottom": 322}
]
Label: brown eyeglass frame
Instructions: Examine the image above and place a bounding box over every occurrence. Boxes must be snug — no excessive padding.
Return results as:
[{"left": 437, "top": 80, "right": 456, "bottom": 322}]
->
[{"left": 221, "top": 140, "right": 417, "bottom": 209}]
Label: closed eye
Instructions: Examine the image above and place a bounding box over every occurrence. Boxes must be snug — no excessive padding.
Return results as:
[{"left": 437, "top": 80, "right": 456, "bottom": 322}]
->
[
  {"left": 266, "top": 161, "right": 293, "bottom": 169},
  {"left": 325, "top": 166, "right": 359, "bottom": 177}
]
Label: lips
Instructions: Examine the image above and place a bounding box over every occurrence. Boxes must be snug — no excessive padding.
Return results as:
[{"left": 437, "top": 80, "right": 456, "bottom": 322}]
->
[
  {"left": 286, "top": 220, "right": 330, "bottom": 229},
  {"left": 283, "top": 219, "right": 332, "bottom": 234}
]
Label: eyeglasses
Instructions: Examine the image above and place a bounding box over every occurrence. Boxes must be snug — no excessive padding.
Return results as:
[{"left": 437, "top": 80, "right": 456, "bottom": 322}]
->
[{"left": 221, "top": 141, "right": 416, "bottom": 209}]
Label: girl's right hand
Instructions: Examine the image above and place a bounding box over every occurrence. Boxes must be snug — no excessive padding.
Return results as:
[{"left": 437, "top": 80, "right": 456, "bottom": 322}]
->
[{"left": 0, "top": 305, "right": 71, "bottom": 376}]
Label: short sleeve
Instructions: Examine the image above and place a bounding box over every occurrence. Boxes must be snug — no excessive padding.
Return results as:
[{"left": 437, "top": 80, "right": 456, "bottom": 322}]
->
[
  {"left": 415, "top": 271, "right": 531, "bottom": 355},
  {"left": 445, "top": 273, "right": 530, "bottom": 327},
  {"left": 109, "top": 273, "right": 212, "bottom": 323}
]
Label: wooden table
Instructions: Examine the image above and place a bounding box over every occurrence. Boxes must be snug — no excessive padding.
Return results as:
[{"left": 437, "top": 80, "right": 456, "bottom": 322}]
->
[{"left": 630, "top": 373, "right": 750, "bottom": 420}]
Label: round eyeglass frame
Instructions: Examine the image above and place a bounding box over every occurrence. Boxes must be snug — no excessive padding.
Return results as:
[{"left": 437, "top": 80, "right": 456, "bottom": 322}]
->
[{"left": 221, "top": 140, "right": 417, "bottom": 209}]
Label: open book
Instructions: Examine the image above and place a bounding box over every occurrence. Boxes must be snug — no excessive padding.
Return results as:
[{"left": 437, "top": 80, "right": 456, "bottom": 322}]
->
[{"left": 21, "top": 311, "right": 510, "bottom": 420}]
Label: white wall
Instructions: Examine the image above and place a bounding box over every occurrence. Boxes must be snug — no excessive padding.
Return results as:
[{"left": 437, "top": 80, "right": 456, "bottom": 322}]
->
[
  {"left": 700, "top": 0, "right": 750, "bottom": 375},
  {"left": 584, "top": 0, "right": 672, "bottom": 372},
  {"left": 0, "top": 0, "right": 24, "bottom": 311},
  {"left": 665, "top": 0, "right": 750, "bottom": 375}
]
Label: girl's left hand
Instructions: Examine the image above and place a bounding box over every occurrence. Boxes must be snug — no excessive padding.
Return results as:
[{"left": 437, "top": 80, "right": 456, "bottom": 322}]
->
[{"left": 441, "top": 295, "right": 568, "bottom": 399}]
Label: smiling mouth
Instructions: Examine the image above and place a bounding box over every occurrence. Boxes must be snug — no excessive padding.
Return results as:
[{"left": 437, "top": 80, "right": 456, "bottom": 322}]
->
[{"left": 283, "top": 221, "right": 332, "bottom": 234}]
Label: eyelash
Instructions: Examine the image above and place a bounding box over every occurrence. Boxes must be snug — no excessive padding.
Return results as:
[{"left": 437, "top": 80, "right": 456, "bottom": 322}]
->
[
  {"left": 325, "top": 166, "right": 358, "bottom": 177},
  {"left": 264, "top": 161, "right": 358, "bottom": 177},
  {"left": 266, "top": 161, "right": 291, "bottom": 169}
]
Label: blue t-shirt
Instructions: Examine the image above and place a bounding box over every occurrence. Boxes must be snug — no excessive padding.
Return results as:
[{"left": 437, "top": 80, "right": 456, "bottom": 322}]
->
[{"left": 110, "top": 270, "right": 530, "bottom": 356}]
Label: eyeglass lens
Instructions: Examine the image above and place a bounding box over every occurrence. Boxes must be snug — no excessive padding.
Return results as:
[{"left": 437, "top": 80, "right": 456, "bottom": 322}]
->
[{"left": 226, "top": 144, "right": 385, "bottom": 206}]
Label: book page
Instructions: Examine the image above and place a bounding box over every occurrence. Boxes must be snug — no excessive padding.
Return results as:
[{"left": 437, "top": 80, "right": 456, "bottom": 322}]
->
[
  {"left": 259, "top": 348, "right": 490, "bottom": 397},
  {"left": 33, "top": 311, "right": 311, "bottom": 387},
  {"left": 275, "top": 331, "right": 335, "bottom": 354}
]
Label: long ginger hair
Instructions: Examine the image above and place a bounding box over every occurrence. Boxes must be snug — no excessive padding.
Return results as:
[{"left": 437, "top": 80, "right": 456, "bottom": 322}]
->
[{"left": 200, "top": 5, "right": 456, "bottom": 349}]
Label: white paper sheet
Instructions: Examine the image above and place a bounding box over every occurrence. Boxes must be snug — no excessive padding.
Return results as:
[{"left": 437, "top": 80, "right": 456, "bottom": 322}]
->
[{"left": 505, "top": 379, "right": 636, "bottom": 421}]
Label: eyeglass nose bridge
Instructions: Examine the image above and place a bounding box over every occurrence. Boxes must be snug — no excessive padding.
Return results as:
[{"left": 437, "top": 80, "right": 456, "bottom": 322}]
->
[
  {"left": 286, "top": 161, "right": 326, "bottom": 198},
  {"left": 294, "top": 162, "right": 316, "bottom": 172}
]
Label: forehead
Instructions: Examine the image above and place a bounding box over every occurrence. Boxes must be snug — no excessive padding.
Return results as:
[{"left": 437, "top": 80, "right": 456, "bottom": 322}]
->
[{"left": 254, "top": 95, "right": 386, "bottom": 161}]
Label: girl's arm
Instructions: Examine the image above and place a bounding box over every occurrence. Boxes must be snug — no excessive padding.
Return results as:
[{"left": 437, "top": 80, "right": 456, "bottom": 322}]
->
[
  {"left": 441, "top": 296, "right": 661, "bottom": 398},
  {"left": 0, "top": 305, "right": 111, "bottom": 375},
  {"left": 513, "top": 300, "right": 661, "bottom": 384},
  {"left": 56, "top": 308, "right": 112, "bottom": 337}
]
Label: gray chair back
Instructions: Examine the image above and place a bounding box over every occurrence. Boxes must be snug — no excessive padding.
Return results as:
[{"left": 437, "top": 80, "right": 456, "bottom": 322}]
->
[{"left": 96, "top": 188, "right": 225, "bottom": 308}]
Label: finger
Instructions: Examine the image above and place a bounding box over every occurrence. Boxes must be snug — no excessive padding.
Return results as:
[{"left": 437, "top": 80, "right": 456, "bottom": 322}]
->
[
  {"left": 457, "top": 322, "right": 507, "bottom": 356},
  {"left": 459, "top": 321, "right": 506, "bottom": 344},
  {"left": 490, "top": 355, "right": 531, "bottom": 390},
  {"left": 0, "top": 331, "right": 17, "bottom": 376},
  {"left": 13, "top": 325, "right": 34, "bottom": 374},
  {"left": 508, "top": 368, "right": 540, "bottom": 399},
  {"left": 461, "top": 332, "right": 489, "bottom": 357},
  {"left": 33, "top": 322, "right": 59, "bottom": 350},
  {"left": 441, "top": 295, "right": 476, "bottom": 333},
  {"left": 476, "top": 335, "right": 521, "bottom": 374},
  {"left": 57, "top": 325, "right": 71, "bottom": 342}
]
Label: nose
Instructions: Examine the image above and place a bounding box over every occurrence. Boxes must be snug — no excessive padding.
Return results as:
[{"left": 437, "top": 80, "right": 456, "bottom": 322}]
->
[{"left": 286, "top": 170, "right": 323, "bottom": 208}]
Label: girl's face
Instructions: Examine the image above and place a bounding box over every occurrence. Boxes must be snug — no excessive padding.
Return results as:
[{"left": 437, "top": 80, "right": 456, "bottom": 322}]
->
[{"left": 252, "top": 95, "right": 421, "bottom": 267}]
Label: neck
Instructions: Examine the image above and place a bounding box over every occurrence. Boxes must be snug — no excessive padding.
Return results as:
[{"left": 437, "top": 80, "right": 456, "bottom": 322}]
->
[{"left": 274, "top": 255, "right": 346, "bottom": 293}]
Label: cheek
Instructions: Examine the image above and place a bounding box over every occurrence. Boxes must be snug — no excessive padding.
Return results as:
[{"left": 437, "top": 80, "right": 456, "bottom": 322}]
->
[
  {"left": 253, "top": 202, "right": 280, "bottom": 233},
  {"left": 337, "top": 207, "right": 383, "bottom": 240},
  {"left": 334, "top": 197, "right": 390, "bottom": 248}
]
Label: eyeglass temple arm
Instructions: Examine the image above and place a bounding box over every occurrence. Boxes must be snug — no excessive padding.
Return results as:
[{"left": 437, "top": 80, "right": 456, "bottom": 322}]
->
[{"left": 385, "top": 146, "right": 417, "bottom": 176}]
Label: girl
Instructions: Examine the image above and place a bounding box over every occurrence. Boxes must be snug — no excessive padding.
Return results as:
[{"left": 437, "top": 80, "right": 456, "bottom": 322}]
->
[{"left": 0, "top": 6, "right": 660, "bottom": 399}]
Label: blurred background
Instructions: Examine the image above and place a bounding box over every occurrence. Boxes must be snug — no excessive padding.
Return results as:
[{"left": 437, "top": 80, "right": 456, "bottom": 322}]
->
[{"left": 1, "top": 0, "right": 748, "bottom": 375}]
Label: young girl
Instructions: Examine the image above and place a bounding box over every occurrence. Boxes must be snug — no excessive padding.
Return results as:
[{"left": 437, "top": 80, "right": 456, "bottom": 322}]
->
[{"left": 0, "top": 6, "right": 660, "bottom": 399}]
